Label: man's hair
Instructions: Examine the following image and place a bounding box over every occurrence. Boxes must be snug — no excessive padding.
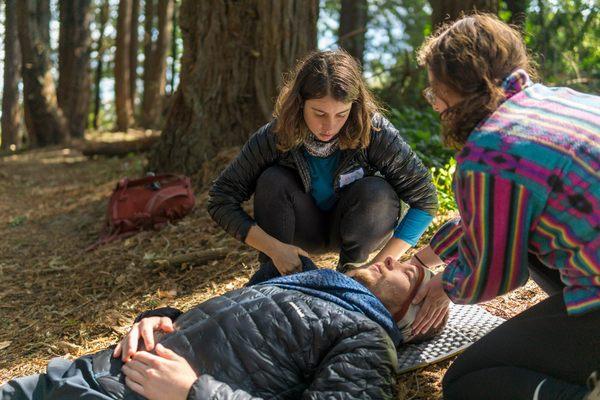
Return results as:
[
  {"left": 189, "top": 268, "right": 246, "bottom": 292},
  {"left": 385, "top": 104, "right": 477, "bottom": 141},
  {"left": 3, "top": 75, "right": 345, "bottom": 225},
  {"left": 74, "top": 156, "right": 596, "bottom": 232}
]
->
[
  {"left": 417, "top": 13, "right": 536, "bottom": 149},
  {"left": 406, "top": 312, "right": 449, "bottom": 344},
  {"left": 273, "top": 49, "right": 382, "bottom": 152}
]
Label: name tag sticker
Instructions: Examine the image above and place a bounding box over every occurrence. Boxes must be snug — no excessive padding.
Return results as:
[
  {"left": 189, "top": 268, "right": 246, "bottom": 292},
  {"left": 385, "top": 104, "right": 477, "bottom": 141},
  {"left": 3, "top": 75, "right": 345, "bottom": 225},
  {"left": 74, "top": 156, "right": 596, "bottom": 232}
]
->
[{"left": 339, "top": 168, "right": 365, "bottom": 188}]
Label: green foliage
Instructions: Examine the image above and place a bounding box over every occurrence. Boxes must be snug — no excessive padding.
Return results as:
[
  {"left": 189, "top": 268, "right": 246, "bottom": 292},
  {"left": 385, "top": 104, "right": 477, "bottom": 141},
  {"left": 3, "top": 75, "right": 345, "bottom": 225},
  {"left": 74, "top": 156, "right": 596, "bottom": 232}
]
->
[
  {"left": 386, "top": 106, "right": 453, "bottom": 168},
  {"left": 523, "top": 0, "right": 599, "bottom": 92},
  {"left": 431, "top": 158, "right": 457, "bottom": 213},
  {"left": 8, "top": 215, "right": 27, "bottom": 227}
]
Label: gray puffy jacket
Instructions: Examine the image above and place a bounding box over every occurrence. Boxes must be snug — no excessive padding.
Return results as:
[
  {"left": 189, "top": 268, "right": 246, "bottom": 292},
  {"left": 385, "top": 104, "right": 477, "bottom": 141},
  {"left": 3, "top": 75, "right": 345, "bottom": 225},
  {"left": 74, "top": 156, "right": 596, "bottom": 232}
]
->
[
  {"left": 208, "top": 114, "right": 438, "bottom": 242},
  {"left": 95, "top": 285, "right": 398, "bottom": 399}
]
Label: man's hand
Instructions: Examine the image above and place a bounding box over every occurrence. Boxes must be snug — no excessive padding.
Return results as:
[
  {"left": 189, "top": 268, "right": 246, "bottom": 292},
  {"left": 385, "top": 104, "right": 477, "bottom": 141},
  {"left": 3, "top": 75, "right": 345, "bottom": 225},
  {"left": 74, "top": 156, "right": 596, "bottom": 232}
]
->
[
  {"left": 122, "top": 344, "right": 197, "bottom": 400},
  {"left": 113, "top": 316, "right": 174, "bottom": 362},
  {"left": 269, "top": 242, "right": 309, "bottom": 276},
  {"left": 411, "top": 272, "right": 450, "bottom": 335}
]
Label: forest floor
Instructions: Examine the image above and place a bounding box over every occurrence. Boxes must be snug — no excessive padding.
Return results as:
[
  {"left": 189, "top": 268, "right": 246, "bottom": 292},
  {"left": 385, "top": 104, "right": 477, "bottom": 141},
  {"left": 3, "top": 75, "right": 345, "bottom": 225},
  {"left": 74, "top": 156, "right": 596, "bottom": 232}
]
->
[{"left": 0, "top": 142, "right": 547, "bottom": 399}]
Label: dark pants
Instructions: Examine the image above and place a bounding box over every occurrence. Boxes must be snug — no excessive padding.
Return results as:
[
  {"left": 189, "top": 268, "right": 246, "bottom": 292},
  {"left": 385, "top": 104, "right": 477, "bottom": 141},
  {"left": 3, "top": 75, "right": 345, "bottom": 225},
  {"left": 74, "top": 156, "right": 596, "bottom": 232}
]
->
[
  {"left": 254, "top": 166, "right": 400, "bottom": 268},
  {"left": 0, "top": 354, "right": 138, "bottom": 400},
  {"left": 443, "top": 258, "right": 600, "bottom": 400}
]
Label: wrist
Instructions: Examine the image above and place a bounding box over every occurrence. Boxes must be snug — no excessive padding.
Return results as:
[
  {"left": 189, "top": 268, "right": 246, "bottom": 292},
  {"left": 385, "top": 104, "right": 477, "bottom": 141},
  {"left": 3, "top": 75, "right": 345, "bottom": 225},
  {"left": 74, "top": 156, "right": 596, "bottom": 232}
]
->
[{"left": 416, "top": 246, "right": 444, "bottom": 268}]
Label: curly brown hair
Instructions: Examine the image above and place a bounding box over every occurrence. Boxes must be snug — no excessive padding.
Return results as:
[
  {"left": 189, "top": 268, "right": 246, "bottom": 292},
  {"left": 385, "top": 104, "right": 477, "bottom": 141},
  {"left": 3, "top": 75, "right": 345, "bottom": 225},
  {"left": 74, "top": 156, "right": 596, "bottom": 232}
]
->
[
  {"left": 417, "top": 13, "right": 536, "bottom": 149},
  {"left": 273, "top": 50, "right": 382, "bottom": 152}
]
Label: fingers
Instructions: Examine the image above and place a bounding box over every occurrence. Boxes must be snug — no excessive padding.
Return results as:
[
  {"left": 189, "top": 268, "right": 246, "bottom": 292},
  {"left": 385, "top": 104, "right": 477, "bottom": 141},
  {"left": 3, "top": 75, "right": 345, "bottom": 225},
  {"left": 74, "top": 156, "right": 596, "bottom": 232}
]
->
[
  {"left": 412, "top": 281, "right": 430, "bottom": 305},
  {"left": 132, "top": 351, "right": 163, "bottom": 366},
  {"left": 433, "top": 307, "right": 449, "bottom": 329},
  {"left": 140, "top": 321, "right": 156, "bottom": 352},
  {"left": 122, "top": 323, "right": 141, "bottom": 362},
  {"left": 155, "top": 343, "right": 179, "bottom": 360},
  {"left": 125, "top": 376, "right": 145, "bottom": 397},
  {"left": 419, "top": 306, "right": 445, "bottom": 335},
  {"left": 158, "top": 317, "right": 174, "bottom": 333},
  {"left": 113, "top": 342, "right": 122, "bottom": 358},
  {"left": 412, "top": 298, "right": 432, "bottom": 333},
  {"left": 297, "top": 248, "right": 309, "bottom": 258},
  {"left": 122, "top": 362, "right": 146, "bottom": 383}
]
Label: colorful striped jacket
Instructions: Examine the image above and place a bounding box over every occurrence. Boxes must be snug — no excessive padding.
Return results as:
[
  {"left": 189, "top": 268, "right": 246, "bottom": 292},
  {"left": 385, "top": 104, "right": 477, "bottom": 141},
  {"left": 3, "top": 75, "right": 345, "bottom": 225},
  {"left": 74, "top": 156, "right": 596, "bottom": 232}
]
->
[{"left": 430, "top": 69, "right": 600, "bottom": 316}]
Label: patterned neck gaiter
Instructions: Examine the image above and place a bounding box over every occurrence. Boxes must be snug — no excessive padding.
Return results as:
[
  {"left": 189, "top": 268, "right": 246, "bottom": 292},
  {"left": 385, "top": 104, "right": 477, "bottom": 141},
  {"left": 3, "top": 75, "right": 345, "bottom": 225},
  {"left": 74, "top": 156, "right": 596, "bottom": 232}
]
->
[{"left": 303, "top": 133, "right": 340, "bottom": 158}]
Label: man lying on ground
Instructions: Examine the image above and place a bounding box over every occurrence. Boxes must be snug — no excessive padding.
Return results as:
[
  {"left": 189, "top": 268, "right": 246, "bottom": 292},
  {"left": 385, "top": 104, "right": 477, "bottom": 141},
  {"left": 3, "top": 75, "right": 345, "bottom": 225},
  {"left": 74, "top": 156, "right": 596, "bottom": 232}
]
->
[{"left": 1, "top": 256, "right": 446, "bottom": 400}]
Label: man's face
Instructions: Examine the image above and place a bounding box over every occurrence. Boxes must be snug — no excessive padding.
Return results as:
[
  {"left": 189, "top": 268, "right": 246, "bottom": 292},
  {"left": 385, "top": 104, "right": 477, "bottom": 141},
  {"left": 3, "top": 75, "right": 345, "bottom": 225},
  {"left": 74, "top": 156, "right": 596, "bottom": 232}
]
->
[{"left": 347, "top": 257, "right": 422, "bottom": 316}]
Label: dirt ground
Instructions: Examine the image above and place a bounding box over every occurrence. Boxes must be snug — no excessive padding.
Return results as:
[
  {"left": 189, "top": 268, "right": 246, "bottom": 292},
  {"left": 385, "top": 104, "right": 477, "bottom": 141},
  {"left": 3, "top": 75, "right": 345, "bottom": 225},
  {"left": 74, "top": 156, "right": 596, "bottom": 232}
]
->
[{"left": 0, "top": 145, "right": 547, "bottom": 398}]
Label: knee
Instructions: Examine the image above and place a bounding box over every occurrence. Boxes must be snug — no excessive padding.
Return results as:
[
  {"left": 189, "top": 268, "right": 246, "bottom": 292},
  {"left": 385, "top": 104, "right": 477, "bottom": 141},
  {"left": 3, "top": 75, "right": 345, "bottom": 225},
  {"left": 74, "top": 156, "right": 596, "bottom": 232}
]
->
[
  {"left": 343, "top": 177, "right": 399, "bottom": 215},
  {"left": 256, "top": 166, "right": 301, "bottom": 197}
]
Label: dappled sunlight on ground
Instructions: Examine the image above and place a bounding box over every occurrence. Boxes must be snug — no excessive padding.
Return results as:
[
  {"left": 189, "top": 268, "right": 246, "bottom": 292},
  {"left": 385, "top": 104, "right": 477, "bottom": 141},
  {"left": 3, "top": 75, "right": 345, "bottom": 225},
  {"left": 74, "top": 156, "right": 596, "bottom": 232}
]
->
[{"left": 0, "top": 147, "right": 546, "bottom": 399}]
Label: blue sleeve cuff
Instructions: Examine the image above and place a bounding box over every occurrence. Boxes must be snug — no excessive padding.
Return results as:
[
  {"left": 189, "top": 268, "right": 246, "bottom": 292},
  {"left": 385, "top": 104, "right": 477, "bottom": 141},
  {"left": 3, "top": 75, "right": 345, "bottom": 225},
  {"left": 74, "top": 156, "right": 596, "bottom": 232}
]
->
[{"left": 393, "top": 208, "right": 434, "bottom": 246}]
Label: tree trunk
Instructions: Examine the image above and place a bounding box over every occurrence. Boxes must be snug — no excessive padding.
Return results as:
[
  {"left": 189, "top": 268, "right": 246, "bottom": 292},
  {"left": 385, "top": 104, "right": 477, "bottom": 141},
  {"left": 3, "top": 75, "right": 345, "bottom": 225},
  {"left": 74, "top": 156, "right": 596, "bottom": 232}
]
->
[
  {"left": 115, "top": 0, "right": 134, "bottom": 131},
  {"left": 93, "top": 0, "right": 110, "bottom": 130},
  {"left": 141, "top": 0, "right": 173, "bottom": 128},
  {"left": 169, "top": 1, "right": 177, "bottom": 95},
  {"left": 505, "top": 0, "right": 529, "bottom": 30},
  {"left": 130, "top": 0, "right": 140, "bottom": 115},
  {"left": 148, "top": 0, "right": 318, "bottom": 175},
  {"left": 338, "top": 0, "right": 368, "bottom": 65},
  {"left": 58, "top": 0, "right": 92, "bottom": 139},
  {"left": 2, "top": 0, "right": 22, "bottom": 150},
  {"left": 429, "top": 0, "right": 498, "bottom": 28},
  {"left": 17, "top": 0, "right": 68, "bottom": 147}
]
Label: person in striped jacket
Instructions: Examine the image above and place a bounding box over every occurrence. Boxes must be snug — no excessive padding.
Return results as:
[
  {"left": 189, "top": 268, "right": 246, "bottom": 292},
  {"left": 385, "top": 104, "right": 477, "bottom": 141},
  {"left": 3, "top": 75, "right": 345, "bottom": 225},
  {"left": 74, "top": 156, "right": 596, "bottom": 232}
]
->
[{"left": 408, "top": 13, "right": 600, "bottom": 400}]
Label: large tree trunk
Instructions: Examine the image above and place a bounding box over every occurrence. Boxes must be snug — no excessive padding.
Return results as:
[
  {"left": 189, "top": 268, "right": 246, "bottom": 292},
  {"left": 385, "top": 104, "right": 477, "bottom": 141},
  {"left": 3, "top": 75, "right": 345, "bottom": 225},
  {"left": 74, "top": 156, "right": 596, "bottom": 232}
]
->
[
  {"left": 429, "top": 0, "right": 498, "bottom": 28},
  {"left": 141, "top": 0, "right": 173, "bottom": 129},
  {"left": 505, "top": 0, "right": 529, "bottom": 29},
  {"left": 17, "top": 0, "right": 68, "bottom": 147},
  {"left": 58, "top": 0, "right": 92, "bottom": 139},
  {"left": 129, "top": 0, "right": 140, "bottom": 116},
  {"left": 115, "top": 0, "right": 134, "bottom": 131},
  {"left": 338, "top": 0, "right": 368, "bottom": 66},
  {"left": 2, "top": 0, "right": 22, "bottom": 150},
  {"left": 148, "top": 0, "right": 318, "bottom": 175},
  {"left": 169, "top": 2, "right": 178, "bottom": 96},
  {"left": 93, "top": 0, "right": 110, "bottom": 130}
]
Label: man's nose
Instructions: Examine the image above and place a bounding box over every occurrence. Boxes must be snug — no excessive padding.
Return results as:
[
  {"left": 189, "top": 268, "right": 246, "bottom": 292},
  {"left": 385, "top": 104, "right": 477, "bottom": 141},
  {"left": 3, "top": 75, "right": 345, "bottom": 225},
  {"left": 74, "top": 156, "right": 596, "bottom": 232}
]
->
[{"left": 384, "top": 256, "right": 394, "bottom": 269}]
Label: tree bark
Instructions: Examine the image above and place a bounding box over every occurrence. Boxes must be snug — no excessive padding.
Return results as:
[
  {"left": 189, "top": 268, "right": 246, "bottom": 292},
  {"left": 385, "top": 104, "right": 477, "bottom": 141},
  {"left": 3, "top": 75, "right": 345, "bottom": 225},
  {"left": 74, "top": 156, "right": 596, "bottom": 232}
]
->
[
  {"left": 130, "top": 0, "right": 140, "bottom": 115},
  {"left": 2, "top": 0, "right": 22, "bottom": 150},
  {"left": 115, "top": 0, "right": 134, "bottom": 131},
  {"left": 17, "top": 0, "right": 68, "bottom": 147},
  {"left": 429, "top": 0, "right": 498, "bottom": 28},
  {"left": 338, "top": 0, "right": 368, "bottom": 65},
  {"left": 148, "top": 0, "right": 318, "bottom": 175},
  {"left": 505, "top": 0, "right": 529, "bottom": 30},
  {"left": 141, "top": 0, "right": 173, "bottom": 129},
  {"left": 58, "top": 0, "right": 92, "bottom": 139},
  {"left": 169, "top": 1, "right": 177, "bottom": 95},
  {"left": 93, "top": 0, "right": 110, "bottom": 130}
]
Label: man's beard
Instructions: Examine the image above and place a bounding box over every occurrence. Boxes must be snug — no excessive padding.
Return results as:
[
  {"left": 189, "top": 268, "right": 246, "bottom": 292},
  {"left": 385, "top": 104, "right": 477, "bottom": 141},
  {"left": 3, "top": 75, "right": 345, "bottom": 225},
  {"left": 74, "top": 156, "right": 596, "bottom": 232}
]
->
[{"left": 348, "top": 268, "right": 378, "bottom": 291}]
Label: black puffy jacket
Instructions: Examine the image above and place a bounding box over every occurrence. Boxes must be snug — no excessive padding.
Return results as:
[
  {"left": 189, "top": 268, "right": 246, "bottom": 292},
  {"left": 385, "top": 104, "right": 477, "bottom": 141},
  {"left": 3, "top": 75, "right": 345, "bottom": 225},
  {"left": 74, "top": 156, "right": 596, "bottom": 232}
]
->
[
  {"left": 95, "top": 285, "right": 399, "bottom": 399},
  {"left": 208, "top": 114, "right": 438, "bottom": 242}
]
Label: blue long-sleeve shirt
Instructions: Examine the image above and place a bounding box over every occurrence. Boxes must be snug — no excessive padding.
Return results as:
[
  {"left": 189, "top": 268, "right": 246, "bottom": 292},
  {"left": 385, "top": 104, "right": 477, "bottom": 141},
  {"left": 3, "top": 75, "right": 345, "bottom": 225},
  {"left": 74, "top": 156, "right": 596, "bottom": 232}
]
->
[{"left": 304, "top": 150, "right": 432, "bottom": 246}]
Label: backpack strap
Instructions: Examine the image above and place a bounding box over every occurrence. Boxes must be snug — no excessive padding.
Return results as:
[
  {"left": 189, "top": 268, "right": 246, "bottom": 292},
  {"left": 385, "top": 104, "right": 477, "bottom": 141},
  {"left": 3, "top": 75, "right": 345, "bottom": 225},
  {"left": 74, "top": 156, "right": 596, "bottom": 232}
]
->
[{"left": 143, "top": 185, "right": 191, "bottom": 216}]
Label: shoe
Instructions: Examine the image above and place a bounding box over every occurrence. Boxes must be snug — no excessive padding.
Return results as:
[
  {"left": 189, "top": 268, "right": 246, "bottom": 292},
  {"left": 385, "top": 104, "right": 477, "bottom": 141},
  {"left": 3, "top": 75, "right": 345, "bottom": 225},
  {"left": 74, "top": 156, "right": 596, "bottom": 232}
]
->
[{"left": 585, "top": 371, "right": 600, "bottom": 400}]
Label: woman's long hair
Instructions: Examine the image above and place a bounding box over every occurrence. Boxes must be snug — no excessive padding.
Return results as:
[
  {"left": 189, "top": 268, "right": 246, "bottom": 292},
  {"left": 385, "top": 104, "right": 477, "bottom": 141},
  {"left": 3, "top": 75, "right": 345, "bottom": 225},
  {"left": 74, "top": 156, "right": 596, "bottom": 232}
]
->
[
  {"left": 274, "top": 50, "right": 382, "bottom": 152},
  {"left": 417, "top": 13, "right": 537, "bottom": 149}
]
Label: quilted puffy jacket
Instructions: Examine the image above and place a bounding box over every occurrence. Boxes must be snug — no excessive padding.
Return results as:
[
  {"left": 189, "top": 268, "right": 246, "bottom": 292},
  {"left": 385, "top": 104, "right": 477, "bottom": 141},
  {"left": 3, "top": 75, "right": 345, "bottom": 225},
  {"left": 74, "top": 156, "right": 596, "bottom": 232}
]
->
[
  {"left": 94, "top": 284, "right": 398, "bottom": 400},
  {"left": 208, "top": 114, "right": 438, "bottom": 242}
]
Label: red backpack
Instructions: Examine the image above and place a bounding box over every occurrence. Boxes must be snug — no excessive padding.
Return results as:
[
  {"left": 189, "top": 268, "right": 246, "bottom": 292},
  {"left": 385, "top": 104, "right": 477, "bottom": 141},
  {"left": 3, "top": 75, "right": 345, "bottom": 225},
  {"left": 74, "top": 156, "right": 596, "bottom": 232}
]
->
[{"left": 87, "top": 174, "right": 195, "bottom": 250}]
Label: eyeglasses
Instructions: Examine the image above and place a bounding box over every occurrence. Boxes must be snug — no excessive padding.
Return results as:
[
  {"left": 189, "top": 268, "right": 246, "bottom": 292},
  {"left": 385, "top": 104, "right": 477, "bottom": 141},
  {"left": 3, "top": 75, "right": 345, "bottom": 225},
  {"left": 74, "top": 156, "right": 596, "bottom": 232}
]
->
[{"left": 422, "top": 87, "right": 437, "bottom": 106}]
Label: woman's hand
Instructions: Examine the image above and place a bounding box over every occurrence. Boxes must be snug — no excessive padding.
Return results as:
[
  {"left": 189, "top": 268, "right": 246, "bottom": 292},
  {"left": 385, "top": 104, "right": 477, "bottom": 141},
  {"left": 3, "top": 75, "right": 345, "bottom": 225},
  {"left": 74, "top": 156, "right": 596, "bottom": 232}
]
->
[
  {"left": 411, "top": 271, "right": 450, "bottom": 335},
  {"left": 269, "top": 242, "right": 309, "bottom": 275},
  {"left": 122, "top": 344, "right": 197, "bottom": 400},
  {"left": 113, "top": 316, "right": 174, "bottom": 362}
]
